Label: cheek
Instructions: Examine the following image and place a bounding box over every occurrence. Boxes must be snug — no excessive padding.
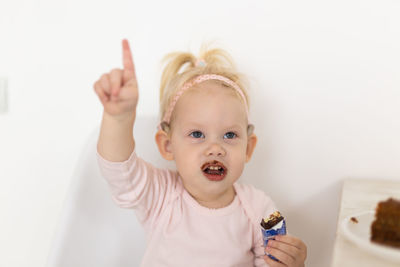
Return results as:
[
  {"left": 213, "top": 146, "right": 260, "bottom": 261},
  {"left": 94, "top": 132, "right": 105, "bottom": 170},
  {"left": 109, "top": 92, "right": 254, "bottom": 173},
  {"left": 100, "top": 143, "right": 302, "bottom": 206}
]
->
[
  {"left": 170, "top": 135, "right": 184, "bottom": 154},
  {"left": 230, "top": 141, "right": 248, "bottom": 154},
  {"left": 172, "top": 142, "right": 195, "bottom": 156},
  {"left": 171, "top": 143, "right": 200, "bottom": 169},
  {"left": 228, "top": 145, "right": 248, "bottom": 164}
]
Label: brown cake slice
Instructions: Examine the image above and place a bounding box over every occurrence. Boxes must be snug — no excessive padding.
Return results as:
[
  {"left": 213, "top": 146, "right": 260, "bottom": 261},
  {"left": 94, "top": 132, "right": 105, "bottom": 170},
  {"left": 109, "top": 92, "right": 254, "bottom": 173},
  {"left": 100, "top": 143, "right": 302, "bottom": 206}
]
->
[{"left": 370, "top": 198, "right": 400, "bottom": 248}]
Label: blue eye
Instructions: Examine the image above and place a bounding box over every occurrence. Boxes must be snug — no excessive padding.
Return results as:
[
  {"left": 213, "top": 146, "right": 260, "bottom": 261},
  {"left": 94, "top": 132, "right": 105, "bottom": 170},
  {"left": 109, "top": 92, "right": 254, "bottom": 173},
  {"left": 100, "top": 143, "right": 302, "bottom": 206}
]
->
[
  {"left": 224, "top": 132, "right": 237, "bottom": 139},
  {"left": 189, "top": 131, "right": 204, "bottom": 138}
]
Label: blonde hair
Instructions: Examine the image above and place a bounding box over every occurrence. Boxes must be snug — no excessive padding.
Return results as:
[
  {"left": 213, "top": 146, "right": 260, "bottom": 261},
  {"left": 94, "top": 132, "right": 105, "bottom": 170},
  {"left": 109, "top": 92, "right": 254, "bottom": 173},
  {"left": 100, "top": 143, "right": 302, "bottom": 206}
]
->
[{"left": 159, "top": 44, "right": 249, "bottom": 127}]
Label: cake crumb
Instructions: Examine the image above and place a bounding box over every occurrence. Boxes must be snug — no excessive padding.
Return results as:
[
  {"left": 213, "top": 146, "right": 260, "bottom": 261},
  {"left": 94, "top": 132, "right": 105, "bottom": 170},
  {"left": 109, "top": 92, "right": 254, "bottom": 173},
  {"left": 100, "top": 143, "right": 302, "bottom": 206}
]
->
[{"left": 350, "top": 217, "right": 358, "bottom": 223}]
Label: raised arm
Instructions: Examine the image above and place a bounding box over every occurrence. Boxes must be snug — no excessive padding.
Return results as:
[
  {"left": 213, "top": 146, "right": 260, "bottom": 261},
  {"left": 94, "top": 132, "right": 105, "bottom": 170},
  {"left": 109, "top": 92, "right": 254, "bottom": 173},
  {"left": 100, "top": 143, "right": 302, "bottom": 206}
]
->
[{"left": 94, "top": 39, "right": 139, "bottom": 162}]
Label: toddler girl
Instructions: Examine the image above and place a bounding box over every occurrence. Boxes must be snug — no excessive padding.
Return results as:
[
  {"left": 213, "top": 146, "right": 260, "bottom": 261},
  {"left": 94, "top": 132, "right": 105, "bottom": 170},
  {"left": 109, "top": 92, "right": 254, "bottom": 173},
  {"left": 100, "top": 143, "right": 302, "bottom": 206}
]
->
[{"left": 94, "top": 39, "right": 307, "bottom": 266}]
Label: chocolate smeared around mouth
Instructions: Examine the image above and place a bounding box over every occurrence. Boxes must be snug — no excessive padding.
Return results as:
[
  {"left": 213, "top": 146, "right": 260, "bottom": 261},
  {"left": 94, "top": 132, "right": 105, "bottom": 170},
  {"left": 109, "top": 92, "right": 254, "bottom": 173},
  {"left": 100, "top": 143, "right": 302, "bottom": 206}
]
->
[{"left": 201, "top": 160, "right": 227, "bottom": 176}]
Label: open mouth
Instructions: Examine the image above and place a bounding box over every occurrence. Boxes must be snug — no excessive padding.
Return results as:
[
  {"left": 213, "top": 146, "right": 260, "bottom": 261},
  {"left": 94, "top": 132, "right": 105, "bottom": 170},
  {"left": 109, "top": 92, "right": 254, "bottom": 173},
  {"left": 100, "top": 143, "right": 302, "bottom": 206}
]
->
[{"left": 201, "top": 160, "right": 227, "bottom": 181}]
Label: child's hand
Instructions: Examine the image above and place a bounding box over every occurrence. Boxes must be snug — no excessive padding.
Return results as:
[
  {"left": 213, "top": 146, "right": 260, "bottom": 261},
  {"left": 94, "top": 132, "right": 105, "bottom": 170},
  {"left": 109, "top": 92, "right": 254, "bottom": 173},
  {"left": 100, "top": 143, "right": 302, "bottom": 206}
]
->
[
  {"left": 264, "top": 235, "right": 307, "bottom": 267},
  {"left": 94, "top": 39, "right": 139, "bottom": 118}
]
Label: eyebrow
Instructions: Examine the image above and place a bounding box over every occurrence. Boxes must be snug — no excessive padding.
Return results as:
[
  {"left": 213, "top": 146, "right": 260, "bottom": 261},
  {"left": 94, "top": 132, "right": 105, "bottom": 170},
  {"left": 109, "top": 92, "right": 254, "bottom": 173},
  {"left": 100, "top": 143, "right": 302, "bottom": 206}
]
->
[
  {"left": 224, "top": 124, "right": 245, "bottom": 131},
  {"left": 184, "top": 122, "right": 245, "bottom": 131}
]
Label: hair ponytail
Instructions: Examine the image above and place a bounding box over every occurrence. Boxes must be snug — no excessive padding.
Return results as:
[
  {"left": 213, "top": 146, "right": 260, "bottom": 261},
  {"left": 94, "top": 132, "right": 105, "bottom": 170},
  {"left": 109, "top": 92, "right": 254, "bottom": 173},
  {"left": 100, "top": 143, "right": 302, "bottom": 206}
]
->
[{"left": 160, "top": 52, "right": 197, "bottom": 103}]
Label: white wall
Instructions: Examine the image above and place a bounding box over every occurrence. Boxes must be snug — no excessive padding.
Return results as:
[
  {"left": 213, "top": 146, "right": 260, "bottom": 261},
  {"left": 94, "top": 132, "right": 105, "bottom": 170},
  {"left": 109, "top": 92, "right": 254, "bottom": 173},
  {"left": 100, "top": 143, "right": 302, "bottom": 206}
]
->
[{"left": 1, "top": 0, "right": 399, "bottom": 266}]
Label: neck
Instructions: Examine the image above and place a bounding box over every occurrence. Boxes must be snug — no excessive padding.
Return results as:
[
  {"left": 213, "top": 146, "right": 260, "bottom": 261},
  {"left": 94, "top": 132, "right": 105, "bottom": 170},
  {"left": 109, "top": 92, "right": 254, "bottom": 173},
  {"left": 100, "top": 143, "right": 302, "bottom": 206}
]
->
[{"left": 194, "top": 186, "right": 236, "bottom": 209}]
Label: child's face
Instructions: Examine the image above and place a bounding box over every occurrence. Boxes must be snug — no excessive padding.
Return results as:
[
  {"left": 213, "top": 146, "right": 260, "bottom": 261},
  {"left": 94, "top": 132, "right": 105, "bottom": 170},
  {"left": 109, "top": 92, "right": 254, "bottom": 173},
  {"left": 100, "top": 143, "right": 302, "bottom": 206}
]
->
[{"left": 168, "top": 81, "right": 254, "bottom": 206}]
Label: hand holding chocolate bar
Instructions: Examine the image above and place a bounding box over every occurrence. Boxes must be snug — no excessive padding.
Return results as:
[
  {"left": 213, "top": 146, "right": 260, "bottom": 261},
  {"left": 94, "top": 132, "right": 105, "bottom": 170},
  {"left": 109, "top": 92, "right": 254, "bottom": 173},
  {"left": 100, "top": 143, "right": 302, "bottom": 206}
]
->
[
  {"left": 261, "top": 211, "right": 307, "bottom": 266},
  {"left": 261, "top": 211, "right": 287, "bottom": 261}
]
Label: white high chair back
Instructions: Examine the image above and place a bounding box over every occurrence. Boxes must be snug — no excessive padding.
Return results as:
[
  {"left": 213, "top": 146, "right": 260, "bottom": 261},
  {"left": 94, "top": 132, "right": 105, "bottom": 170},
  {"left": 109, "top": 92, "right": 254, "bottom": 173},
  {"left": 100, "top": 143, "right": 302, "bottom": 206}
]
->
[{"left": 46, "top": 115, "right": 172, "bottom": 267}]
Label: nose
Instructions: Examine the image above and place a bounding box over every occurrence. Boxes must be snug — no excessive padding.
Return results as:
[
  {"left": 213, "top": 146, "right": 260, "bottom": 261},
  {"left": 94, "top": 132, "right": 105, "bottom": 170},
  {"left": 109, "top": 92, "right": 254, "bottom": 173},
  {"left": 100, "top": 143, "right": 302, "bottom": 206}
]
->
[{"left": 205, "top": 142, "right": 226, "bottom": 157}]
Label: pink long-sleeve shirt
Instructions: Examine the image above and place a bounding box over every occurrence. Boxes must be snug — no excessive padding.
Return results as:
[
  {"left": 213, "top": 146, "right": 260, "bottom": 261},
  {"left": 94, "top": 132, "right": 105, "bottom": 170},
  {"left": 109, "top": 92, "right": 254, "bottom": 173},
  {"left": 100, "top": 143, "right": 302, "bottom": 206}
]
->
[{"left": 97, "top": 150, "right": 277, "bottom": 267}]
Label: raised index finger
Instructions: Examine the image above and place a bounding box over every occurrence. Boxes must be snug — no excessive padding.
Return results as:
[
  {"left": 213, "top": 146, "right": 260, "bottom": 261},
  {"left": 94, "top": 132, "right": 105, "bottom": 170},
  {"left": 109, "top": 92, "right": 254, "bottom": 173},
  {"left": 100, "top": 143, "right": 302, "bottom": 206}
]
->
[{"left": 122, "top": 39, "right": 136, "bottom": 81}]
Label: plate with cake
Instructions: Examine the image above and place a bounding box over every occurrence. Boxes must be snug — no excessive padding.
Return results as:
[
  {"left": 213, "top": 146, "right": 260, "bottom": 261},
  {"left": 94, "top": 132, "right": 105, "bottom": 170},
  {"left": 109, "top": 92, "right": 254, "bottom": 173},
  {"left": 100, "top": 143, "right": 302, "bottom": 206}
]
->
[{"left": 341, "top": 198, "right": 400, "bottom": 262}]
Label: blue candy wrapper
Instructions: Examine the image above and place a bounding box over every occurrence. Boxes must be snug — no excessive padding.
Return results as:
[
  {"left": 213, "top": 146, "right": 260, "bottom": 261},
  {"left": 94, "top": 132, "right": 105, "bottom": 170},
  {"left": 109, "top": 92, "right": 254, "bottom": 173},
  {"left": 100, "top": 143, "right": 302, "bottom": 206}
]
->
[{"left": 261, "top": 219, "right": 287, "bottom": 262}]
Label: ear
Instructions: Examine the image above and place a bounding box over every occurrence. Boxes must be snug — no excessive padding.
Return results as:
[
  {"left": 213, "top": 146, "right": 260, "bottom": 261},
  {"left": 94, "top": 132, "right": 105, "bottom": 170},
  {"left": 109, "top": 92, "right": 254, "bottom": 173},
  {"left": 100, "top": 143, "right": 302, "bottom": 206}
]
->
[
  {"left": 155, "top": 129, "right": 174, "bottom": 161},
  {"left": 245, "top": 133, "right": 257, "bottom": 162}
]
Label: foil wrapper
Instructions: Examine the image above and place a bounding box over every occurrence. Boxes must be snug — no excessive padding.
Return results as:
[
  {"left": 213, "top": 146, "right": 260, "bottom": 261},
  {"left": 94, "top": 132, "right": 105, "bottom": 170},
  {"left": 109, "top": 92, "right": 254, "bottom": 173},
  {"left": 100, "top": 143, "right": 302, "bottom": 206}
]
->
[{"left": 261, "top": 219, "right": 287, "bottom": 261}]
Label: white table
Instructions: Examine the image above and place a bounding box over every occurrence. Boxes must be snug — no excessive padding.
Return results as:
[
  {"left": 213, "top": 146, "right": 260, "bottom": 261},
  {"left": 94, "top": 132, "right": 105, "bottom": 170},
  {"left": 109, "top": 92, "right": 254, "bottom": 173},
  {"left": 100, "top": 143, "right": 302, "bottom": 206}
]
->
[{"left": 331, "top": 179, "right": 400, "bottom": 267}]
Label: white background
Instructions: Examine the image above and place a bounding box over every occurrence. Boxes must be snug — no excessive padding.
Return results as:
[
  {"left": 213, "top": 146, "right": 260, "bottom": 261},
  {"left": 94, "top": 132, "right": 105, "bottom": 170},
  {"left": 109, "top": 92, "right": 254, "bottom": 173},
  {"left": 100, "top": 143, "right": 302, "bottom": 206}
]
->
[{"left": 1, "top": 0, "right": 400, "bottom": 266}]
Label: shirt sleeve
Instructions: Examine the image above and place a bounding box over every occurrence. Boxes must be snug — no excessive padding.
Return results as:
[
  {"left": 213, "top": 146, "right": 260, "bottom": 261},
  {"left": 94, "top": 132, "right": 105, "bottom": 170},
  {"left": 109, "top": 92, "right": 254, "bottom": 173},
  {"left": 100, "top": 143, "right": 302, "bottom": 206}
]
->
[{"left": 96, "top": 149, "right": 180, "bottom": 228}]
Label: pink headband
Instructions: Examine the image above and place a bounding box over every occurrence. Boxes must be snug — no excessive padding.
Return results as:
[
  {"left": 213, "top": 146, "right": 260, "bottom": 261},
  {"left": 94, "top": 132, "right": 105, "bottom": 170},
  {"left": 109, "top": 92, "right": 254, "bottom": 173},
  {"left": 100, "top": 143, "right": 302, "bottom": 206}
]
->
[{"left": 159, "top": 74, "right": 249, "bottom": 130}]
